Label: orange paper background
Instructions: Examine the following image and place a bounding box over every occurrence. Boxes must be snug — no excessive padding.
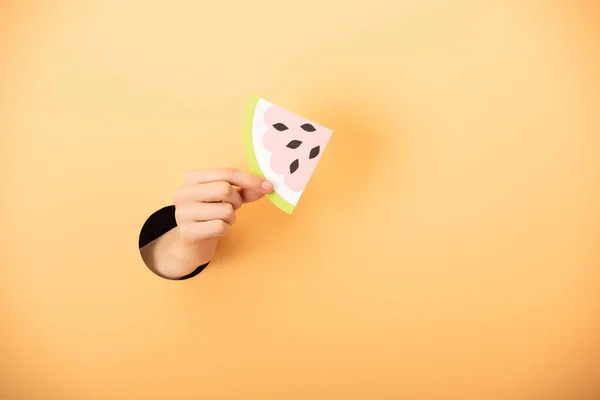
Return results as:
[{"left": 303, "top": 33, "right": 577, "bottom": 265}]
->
[{"left": 1, "top": 1, "right": 599, "bottom": 399}]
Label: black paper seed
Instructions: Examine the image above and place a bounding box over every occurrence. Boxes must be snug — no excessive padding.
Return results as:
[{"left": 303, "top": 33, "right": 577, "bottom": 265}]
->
[
  {"left": 290, "top": 159, "right": 299, "bottom": 174},
  {"left": 309, "top": 146, "right": 320, "bottom": 159},
  {"left": 300, "top": 123, "right": 316, "bottom": 132},
  {"left": 286, "top": 140, "right": 302, "bottom": 149},
  {"left": 273, "top": 123, "right": 288, "bottom": 131}
]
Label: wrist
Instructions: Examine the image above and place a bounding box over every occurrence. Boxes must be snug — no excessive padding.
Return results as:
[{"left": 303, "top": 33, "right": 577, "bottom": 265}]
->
[
  {"left": 141, "top": 227, "right": 216, "bottom": 280},
  {"left": 170, "top": 228, "right": 217, "bottom": 269}
]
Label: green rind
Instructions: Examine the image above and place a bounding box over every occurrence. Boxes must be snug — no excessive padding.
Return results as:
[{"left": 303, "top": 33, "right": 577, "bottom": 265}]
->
[
  {"left": 265, "top": 191, "right": 294, "bottom": 214},
  {"left": 242, "top": 95, "right": 295, "bottom": 214},
  {"left": 242, "top": 95, "right": 263, "bottom": 176}
]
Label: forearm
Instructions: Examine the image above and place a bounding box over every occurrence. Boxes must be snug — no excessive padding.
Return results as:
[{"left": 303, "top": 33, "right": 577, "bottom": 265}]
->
[{"left": 140, "top": 226, "right": 217, "bottom": 279}]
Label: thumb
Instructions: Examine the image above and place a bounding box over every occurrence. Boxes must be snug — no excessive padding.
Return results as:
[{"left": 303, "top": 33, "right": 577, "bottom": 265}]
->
[{"left": 237, "top": 187, "right": 268, "bottom": 203}]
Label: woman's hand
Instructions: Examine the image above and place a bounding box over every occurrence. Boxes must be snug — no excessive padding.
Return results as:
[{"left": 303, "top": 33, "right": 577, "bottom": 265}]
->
[
  {"left": 140, "top": 168, "right": 273, "bottom": 279},
  {"left": 173, "top": 168, "right": 273, "bottom": 243}
]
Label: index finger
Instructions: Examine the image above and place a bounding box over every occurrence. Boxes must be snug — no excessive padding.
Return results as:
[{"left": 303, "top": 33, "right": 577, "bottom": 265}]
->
[{"left": 183, "top": 168, "right": 273, "bottom": 192}]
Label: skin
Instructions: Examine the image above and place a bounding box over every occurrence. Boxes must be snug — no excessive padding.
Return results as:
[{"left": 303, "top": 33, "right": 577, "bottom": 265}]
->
[{"left": 139, "top": 168, "right": 273, "bottom": 279}]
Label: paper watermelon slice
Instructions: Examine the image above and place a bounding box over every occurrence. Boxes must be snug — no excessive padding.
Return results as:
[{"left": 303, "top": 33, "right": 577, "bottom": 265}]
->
[{"left": 243, "top": 95, "right": 333, "bottom": 214}]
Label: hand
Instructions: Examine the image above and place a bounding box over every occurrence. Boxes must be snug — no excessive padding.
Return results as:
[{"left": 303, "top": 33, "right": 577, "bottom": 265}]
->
[
  {"left": 172, "top": 168, "right": 273, "bottom": 244},
  {"left": 140, "top": 167, "right": 272, "bottom": 280}
]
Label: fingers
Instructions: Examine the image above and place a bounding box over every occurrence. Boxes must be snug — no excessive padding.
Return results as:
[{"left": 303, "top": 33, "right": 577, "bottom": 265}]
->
[
  {"left": 237, "top": 187, "right": 266, "bottom": 204},
  {"left": 174, "top": 181, "right": 243, "bottom": 210},
  {"left": 183, "top": 168, "right": 273, "bottom": 193},
  {"left": 178, "top": 219, "right": 231, "bottom": 244},
  {"left": 176, "top": 202, "right": 236, "bottom": 225},
  {"left": 173, "top": 168, "right": 274, "bottom": 244}
]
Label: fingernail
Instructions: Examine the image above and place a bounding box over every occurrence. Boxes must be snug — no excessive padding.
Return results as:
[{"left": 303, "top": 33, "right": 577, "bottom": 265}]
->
[{"left": 262, "top": 180, "right": 273, "bottom": 192}]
